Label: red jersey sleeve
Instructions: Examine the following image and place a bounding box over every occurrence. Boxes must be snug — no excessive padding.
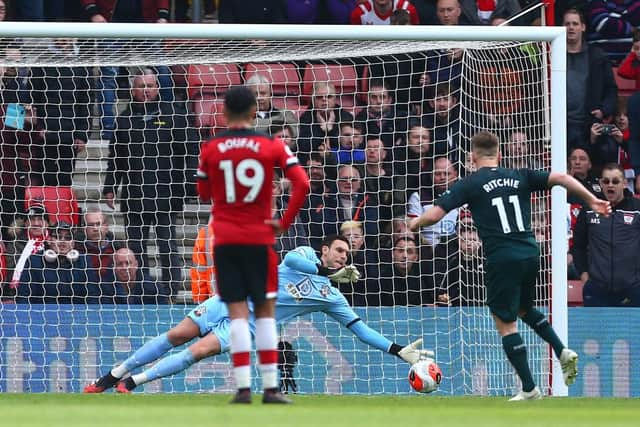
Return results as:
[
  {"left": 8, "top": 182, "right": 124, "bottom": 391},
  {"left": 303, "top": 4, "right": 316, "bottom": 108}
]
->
[
  {"left": 273, "top": 138, "right": 310, "bottom": 230},
  {"left": 618, "top": 52, "right": 640, "bottom": 80},
  {"left": 407, "top": 3, "right": 420, "bottom": 25},
  {"left": 350, "top": 4, "right": 365, "bottom": 24}
]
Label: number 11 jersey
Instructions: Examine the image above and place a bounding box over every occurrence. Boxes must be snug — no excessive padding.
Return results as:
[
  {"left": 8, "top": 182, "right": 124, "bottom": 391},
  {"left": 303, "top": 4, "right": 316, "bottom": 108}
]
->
[
  {"left": 435, "top": 167, "right": 550, "bottom": 263},
  {"left": 198, "top": 128, "right": 299, "bottom": 246}
]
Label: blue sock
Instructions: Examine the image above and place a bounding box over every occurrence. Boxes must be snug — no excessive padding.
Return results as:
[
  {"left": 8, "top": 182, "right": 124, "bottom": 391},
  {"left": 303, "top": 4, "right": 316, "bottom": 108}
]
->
[
  {"left": 121, "top": 333, "right": 174, "bottom": 372},
  {"left": 136, "top": 348, "right": 197, "bottom": 385}
]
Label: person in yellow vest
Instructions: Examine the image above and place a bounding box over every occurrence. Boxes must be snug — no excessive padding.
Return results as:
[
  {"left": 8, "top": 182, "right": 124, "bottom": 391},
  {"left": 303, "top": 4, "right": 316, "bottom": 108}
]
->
[{"left": 190, "top": 219, "right": 215, "bottom": 303}]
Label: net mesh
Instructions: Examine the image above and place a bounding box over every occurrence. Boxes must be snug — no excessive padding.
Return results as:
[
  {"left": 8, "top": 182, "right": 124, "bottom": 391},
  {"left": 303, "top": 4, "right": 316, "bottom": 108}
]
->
[{"left": 0, "top": 36, "right": 552, "bottom": 395}]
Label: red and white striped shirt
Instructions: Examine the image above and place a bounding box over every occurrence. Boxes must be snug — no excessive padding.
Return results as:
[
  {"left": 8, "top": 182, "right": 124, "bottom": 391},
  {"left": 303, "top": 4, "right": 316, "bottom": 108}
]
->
[{"left": 350, "top": 0, "right": 420, "bottom": 25}]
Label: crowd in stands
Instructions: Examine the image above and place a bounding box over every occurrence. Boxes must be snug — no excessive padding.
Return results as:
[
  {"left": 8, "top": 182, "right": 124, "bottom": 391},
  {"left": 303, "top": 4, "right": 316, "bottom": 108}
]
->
[{"left": 1, "top": 1, "right": 639, "bottom": 307}]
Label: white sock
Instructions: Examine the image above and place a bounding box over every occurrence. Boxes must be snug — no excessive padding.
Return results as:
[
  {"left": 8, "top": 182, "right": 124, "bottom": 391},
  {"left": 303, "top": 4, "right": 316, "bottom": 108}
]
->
[
  {"left": 230, "top": 318, "right": 252, "bottom": 390},
  {"left": 111, "top": 364, "right": 128, "bottom": 378},
  {"left": 255, "top": 317, "right": 278, "bottom": 390}
]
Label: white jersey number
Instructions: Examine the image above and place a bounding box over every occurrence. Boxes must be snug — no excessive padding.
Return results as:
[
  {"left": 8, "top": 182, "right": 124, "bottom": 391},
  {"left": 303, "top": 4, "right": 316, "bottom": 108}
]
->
[
  {"left": 219, "top": 159, "right": 265, "bottom": 203},
  {"left": 491, "top": 195, "right": 525, "bottom": 234}
]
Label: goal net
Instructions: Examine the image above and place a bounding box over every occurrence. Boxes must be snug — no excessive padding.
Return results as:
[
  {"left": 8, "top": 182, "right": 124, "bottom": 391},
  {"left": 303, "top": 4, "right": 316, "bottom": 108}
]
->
[{"left": 0, "top": 24, "right": 566, "bottom": 396}]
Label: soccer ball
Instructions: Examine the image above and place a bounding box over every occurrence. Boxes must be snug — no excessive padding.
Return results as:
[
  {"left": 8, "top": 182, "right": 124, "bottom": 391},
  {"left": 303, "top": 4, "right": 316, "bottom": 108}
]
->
[{"left": 408, "top": 358, "right": 442, "bottom": 393}]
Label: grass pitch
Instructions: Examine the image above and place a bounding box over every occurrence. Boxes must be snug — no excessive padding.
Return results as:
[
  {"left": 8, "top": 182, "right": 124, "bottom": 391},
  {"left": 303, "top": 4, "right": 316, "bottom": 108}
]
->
[{"left": 1, "top": 394, "right": 637, "bottom": 427}]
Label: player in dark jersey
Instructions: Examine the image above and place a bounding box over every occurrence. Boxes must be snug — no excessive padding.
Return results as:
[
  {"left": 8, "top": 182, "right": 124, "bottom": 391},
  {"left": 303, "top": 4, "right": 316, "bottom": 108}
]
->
[
  {"left": 409, "top": 131, "right": 611, "bottom": 401},
  {"left": 196, "top": 86, "right": 310, "bottom": 404}
]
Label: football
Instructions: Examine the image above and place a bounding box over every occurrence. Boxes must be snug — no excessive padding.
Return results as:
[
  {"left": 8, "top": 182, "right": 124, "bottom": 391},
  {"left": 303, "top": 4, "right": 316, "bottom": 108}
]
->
[{"left": 408, "top": 358, "right": 442, "bottom": 393}]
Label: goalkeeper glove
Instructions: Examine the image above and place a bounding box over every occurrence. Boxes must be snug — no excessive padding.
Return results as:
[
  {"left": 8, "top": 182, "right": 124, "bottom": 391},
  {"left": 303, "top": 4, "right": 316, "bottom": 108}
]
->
[
  {"left": 318, "top": 265, "right": 361, "bottom": 283},
  {"left": 397, "top": 339, "right": 435, "bottom": 365}
]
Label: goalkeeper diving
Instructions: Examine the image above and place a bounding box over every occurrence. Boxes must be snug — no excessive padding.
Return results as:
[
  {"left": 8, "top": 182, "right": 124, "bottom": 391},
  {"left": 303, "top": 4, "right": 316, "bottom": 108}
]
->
[{"left": 84, "top": 235, "right": 433, "bottom": 393}]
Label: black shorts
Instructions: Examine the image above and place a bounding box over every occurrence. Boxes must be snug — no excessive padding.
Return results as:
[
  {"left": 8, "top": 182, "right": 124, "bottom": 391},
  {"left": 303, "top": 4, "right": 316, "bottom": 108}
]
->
[
  {"left": 485, "top": 256, "right": 539, "bottom": 322},
  {"left": 213, "top": 244, "right": 278, "bottom": 304}
]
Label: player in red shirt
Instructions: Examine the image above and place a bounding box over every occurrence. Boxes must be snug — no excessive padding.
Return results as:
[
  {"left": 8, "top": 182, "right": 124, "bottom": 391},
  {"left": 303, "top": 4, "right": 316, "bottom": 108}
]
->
[
  {"left": 197, "top": 86, "right": 309, "bottom": 404},
  {"left": 350, "top": 0, "right": 420, "bottom": 25}
]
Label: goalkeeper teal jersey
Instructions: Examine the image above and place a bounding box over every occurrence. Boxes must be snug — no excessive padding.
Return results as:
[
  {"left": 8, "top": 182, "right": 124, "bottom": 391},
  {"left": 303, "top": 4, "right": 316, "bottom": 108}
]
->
[{"left": 435, "top": 167, "right": 550, "bottom": 263}]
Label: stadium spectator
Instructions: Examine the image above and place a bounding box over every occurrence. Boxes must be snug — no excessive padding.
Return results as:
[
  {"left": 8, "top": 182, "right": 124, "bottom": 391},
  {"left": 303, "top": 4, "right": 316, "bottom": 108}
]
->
[
  {"left": 218, "top": 0, "right": 286, "bottom": 23},
  {"left": 246, "top": 74, "right": 298, "bottom": 140},
  {"left": 339, "top": 220, "right": 379, "bottom": 281},
  {"left": 588, "top": 121, "right": 625, "bottom": 172},
  {"left": 362, "top": 136, "right": 395, "bottom": 221},
  {"left": 502, "top": 131, "right": 544, "bottom": 170},
  {"left": 407, "top": 156, "right": 459, "bottom": 247},
  {"left": 190, "top": 221, "right": 214, "bottom": 304},
  {"left": 15, "top": 221, "right": 104, "bottom": 304},
  {"left": 29, "top": 38, "right": 91, "bottom": 187},
  {"left": 612, "top": 101, "right": 636, "bottom": 191},
  {"left": 616, "top": 28, "right": 640, "bottom": 91},
  {"left": 298, "top": 82, "right": 354, "bottom": 162},
  {"left": 11, "top": 0, "right": 72, "bottom": 21},
  {"left": 0, "top": 235, "right": 6, "bottom": 287},
  {"left": 573, "top": 163, "right": 640, "bottom": 306},
  {"left": 270, "top": 124, "right": 296, "bottom": 153},
  {"left": 588, "top": 0, "right": 640, "bottom": 63},
  {"left": 196, "top": 85, "right": 309, "bottom": 404},
  {"left": 354, "top": 79, "right": 409, "bottom": 148},
  {"left": 565, "top": 7, "right": 618, "bottom": 151},
  {"left": 1, "top": 44, "right": 30, "bottom": 105},
  {"left": 0, "top": 101, "right": 45, "bottom": 237},
  {"left": 102, "top": 68, "right": 199, "bottom": 296},
  {"left": 83, "top": 239, "right": 431, "bottom": 395},
  {"left": 76, "top": 207, "right": 116, "bottom": 286},
  {"left": 442, "top": 224, "right": 483, "bottom": 305},
  {"left": 81, "top": 0, "right": 172, "bottom": 140},
  {"left": 568, "top": 147, "right": 603, "bottom": 201},
  {"left": 111, "top": 247, "right": 170, "bottom": 305},
  {"left": 392, "top": 123, "right": 431, "bottom": 207},
  {"left": 470, "top": 0, "right": 521, "bottom": 24},
  {"left": 426, "top": 83, "right": 461, "bottom": 162},
  {"left": 272, "top": 172, "right": 311, "bottom": 258},
  {"left": 0, "top": 0, "right": 7, "bottom": 21},
  {"left": 436, "top": 0, "right": 481, "bottom": 25},
  {"left": 331, "top": 123, "right": 366, "bottom": 165},
  {"left": 3, "top": 203, "right": 49, "bottom": 297},
  {"left": 305, "top": 164, "right": 381, "bottom": 250},
  {"left": 350, "top": 0, "right": 420, "bottom": 25},
  {"left": 374, "top": 236, "right": 445, "bottom": 306}
]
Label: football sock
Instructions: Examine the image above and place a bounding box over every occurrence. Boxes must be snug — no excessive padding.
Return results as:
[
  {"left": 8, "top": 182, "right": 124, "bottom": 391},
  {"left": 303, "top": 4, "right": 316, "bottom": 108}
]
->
[
  {"left": 522, "top": 309, "right": 565, "bottom": 359},
  {"left": 230, "top": 318, "right": 252, "bottom": 390},
  {"left": 121, "top": 377, "right": 137, "bottom": 391},
  {"left": 114, "top": 332, "right": 173, "bottom": 377},
  {"left": 131, "top": 348, "right": 197, "bottom": 386},
  {"left": 255, "top": 317, "right": 279, "bottom": 390},
  {"left": 502, "top": 333, "right": 536, "bottom": 393}
]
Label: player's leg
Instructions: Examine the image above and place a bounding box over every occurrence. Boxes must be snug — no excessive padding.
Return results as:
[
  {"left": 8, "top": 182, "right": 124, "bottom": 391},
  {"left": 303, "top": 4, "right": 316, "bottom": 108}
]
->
[
  {"left": 215, "top": 244, "right": 254, "bottom": 404},
  {"left": 517, "top": 257, "right": 578, "bottom": 386},
  {"left": 117, "top": 332, "right": 224, "bottom": 393},
  {"left": 84, "top": 317, "right": 199, "bottom": 393},
  {"left": 250, "top": 246, "right": 290, "bottom": 404},
  {"left": 486, "top": 260, "right": 540, "bottom": 401}
]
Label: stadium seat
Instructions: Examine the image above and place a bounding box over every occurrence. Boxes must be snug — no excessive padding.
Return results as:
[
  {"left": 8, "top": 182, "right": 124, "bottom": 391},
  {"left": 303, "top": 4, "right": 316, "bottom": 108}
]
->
[
  {"left": 187, "top": 64, "right": 242, "bottom": 100},
  {"left": 192, "top": 99, "right": 227, "bottom": 137},
  {"left": 302, "top": 64, "right": 358, "bottom": 108},
  {"left": 245, "top": 62, "right": 301, "bottom": 97},
  {"left": 613, "top": 67, "right": 637, "bottom": 98},
  {"left": 24, "top": 186, "right": 80, "bottom": 226},
  {"left": 567, "top": 280, "right": 584, "bottom": 307}
]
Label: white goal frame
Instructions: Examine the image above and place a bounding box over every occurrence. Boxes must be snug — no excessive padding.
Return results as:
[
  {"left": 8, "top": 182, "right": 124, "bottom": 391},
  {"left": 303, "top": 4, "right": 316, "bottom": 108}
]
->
[{"left": 0, "top": 21, "right": 569, "bottom": 396}]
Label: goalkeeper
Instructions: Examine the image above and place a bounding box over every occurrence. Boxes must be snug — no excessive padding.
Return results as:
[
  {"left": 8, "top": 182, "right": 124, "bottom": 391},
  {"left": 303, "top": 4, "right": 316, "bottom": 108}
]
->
[{"left": 85, "top": 235, "right": 432, "bottom": 393}]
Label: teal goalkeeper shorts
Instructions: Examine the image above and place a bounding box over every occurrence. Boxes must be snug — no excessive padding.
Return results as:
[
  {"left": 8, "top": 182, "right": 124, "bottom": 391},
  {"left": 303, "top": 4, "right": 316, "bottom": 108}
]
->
[{"left": 485, "top": 256, "right": 539, "bottom": 322}]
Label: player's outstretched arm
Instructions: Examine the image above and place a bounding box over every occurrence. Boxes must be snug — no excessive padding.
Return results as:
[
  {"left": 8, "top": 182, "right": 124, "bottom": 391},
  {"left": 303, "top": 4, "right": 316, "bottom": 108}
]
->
[
  {"left": 409, "top": 205, "right": 447, "bottom": 232},
  {"left": 348, "top": 321, "right": 433, "bottom": 363},
  {"left": 548, "top": 172, "right": 612, "bottom": 217}
]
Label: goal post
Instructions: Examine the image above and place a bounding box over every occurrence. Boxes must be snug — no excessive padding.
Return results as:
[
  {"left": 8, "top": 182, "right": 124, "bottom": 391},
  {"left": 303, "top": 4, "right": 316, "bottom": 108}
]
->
[{"left": 0, "top": 22, "right": 568, "bottom": 396}]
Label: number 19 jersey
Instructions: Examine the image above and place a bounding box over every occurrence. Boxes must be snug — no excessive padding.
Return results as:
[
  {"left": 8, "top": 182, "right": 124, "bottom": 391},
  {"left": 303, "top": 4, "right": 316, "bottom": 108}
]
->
[
  {"left": 435, "top": 167, "right": 550, "bottom": 263},
  {"left": 198, "top": 128, "right": 299, "bottom": 246}
]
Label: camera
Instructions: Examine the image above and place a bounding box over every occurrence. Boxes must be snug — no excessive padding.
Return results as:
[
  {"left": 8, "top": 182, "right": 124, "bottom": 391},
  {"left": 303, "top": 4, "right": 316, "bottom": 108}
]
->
[{"left": 601, "top": 124, "right": 616, "bottom": 135}]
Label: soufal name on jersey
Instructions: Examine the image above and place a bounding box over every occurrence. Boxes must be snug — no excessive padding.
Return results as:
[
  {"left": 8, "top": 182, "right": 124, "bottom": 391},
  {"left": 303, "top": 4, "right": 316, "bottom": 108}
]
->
[{"left": 218, "top": 138, "right": 261, "bottom": 153}]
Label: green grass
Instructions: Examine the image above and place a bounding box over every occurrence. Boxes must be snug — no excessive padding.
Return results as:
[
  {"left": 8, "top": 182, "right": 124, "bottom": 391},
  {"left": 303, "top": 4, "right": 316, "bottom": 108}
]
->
[{"left": 0, "top": 394, "right": 637, "bottom": 427}]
